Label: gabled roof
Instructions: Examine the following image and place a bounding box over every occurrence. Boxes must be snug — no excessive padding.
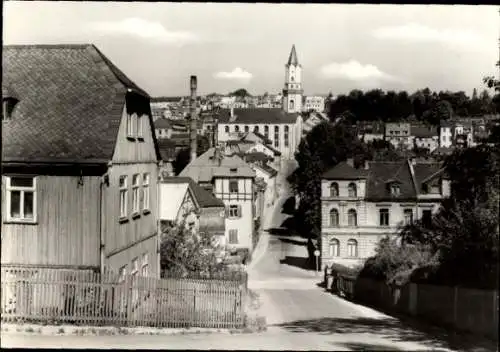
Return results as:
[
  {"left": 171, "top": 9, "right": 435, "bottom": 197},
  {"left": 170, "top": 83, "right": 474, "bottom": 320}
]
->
[
  {"left": 366, "top": 161, "right": 415, "bottom": 200},
  {"left": 322, "top": 162, "right": 369, "bottom": 180},
  {"left": 217, "top": 108, "right": 299, "bottom": 124},
  {"left": 159, "top": 182, "right": 192, "bottom": 221},
  {"left": 150, "top": 96, "right": 183, "bottom": 103},
  {"left": 179, "top": 148, "right": 255, "bottom": 183},
  {"left": 240, "top": 151, "right": 273, "bottom": 163},
  {"left": 161, "top": 177, "right": 224, "bottom": 208},
  {"left": 254, "top": 163, "right": 278, "bottom": 177},
  {"left": 2, "top": 44, "right": 153, "bottom": 164},
  {"left": 287, "top": 44, "right": 299, "bottom": 66}
]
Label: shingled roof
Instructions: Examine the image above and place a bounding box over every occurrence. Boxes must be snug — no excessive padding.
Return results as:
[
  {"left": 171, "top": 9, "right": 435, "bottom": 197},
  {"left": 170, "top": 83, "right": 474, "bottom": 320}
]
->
[
  {"left": 322, "top": 162, "right": 369, "bottom": 180},
  {"left": 161, "top": 177, "right": 225, "bottom": 208},
  {"left": 2, "top": 44, "right": 153, "bottom": 164},
  {"left": 323, "top": 159, "right": 447, "bottom": 201},
  {"left": 180, "top": 148, "right": 255, "bottom": 183},
  {"left": 217, "top": 108, "right": 299, "bottom": 124}
]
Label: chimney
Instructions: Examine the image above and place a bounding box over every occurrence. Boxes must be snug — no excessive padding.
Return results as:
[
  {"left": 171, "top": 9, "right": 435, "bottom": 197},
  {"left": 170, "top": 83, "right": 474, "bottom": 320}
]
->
[
  {"left": 189, "top": 76, "right": 198, "bottom": 163},
  {"left": 346, "top": 158, "right": 354, "bottom": 167}
]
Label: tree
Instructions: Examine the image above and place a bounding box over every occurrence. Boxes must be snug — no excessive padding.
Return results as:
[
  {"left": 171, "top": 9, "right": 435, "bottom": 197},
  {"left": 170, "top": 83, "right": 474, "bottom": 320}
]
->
[
  {"left": 229, "top": 88, "right": 251, "bottom": 98},
  {"left": 291, "top": 120, "right": 363, "bottom": 242},
  {"left": 160, "top": 219, "right": 228, "bottom": 276},
  {"left": 421, "top": 100, "right": 453, "bottom": 126}
]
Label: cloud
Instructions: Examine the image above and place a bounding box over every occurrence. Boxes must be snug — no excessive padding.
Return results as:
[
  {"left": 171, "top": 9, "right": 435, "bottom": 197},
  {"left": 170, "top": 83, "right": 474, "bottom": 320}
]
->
[
  {"left": 213, "top": 67, "right": 253, "bottom": 82},
  {"left": 319, "top": 60, "right": 397, "bottom": 82},
  {"left": 88, "top": 18, "right": 199, "bottom": 45},
  {"left": 372, "top": 23, "right": 489, "bottom": 50}
]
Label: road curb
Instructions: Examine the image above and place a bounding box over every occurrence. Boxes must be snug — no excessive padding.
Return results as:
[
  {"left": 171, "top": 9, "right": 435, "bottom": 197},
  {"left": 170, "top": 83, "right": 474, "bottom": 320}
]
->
[{"left": 0, "top": 322, "right": 250, "bottom": 337}]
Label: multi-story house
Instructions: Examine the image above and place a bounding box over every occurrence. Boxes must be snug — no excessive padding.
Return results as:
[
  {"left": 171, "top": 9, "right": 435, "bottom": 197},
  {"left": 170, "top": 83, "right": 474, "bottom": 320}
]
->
[
  {"left": 357, "top": 121, "right": 385, "bottom": 143},
  {"left": 439, "top": 119, "right": 474, "bottom": 149},
  {"left": 439, "top": 120, "right": 454, "bottom": 148},
  {"left": 320, "top": 158, "right": 450, "bottom": 268},
  {"left": 385, "top": 122, "right": 414, "bottom": 150},
  {"left": 303, "top": 96, "right": 325, "bottom": 113},
  {"left": 411, "top": 124, "right": 439, "bottom": 152},
  {"left": 2, "top": 44, "right": 161, "bottom": 278},
  {"left": 179, "top": 147, "right": 256, "bottom": 251}
]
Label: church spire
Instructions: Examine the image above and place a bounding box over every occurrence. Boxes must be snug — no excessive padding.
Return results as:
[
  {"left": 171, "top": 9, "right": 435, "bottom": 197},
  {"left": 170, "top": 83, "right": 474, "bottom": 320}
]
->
[{"left": 287, "top": 44, "right": 299, "bottom": 66}]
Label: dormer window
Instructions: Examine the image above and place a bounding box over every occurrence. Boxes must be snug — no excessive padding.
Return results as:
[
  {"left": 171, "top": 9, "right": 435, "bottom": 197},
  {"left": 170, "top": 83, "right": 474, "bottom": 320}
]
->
[
  {"left": 390, "top": 184, "right": 400, "bottom": 196},
  {"left": 2, "top": 96, "right": 19, "bottom": 121}
]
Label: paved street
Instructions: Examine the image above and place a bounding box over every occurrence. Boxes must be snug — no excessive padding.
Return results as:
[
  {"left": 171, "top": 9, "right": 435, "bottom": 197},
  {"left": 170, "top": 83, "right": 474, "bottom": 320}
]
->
[{"left": 1, "top": 185, "right": 497, "bottom": 351}]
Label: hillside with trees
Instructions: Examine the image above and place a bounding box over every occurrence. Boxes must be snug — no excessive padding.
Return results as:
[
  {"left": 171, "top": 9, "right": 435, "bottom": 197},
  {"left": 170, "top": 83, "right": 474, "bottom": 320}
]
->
[{"left": 327, "top": 88, "right": 499, "bottom": 125}]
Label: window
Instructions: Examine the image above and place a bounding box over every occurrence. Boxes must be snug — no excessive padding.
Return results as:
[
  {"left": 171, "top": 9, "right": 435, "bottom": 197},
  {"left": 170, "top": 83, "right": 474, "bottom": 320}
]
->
[
  {"left": 142, "top": 173, "right": 150, "bottom": 212},
  {"left": 137, "top": 115, "right": 144, "bottom": 139},
  {"left": 131, "top": 258, "right": 139, "bottom": 304},
  {"left": 404, "top": 209, "right": 413, "bottom": 226},
  {"left": 284, "top": 126, "right": 289, "bottom": 147},
  {"left": 254, "top": 126, "right": 259, "bottom": 133},
  {"left": 141, "top": 253, "right": 149, "bottom": 277},
  {"left": 229, "top": 229, "right": 239, "bottom": 244},
  {"left": 119, "top": 175, "right": 128, "bottom": 219},
  {"left": 348, "top": 183, "right": 357, "bottom": 197},
  {"left": 329, "top": 209, "right": 339, "bottom": 227},
  {"left": 379, "top": 208, "right": 390, "bottom": 226},
  {"left": 430, "top": 182, "right": 440, "bottom": 194},
  {"left": 422, "top": 210, "right": 432, "bottom": 227},
  {"left": 347, "top": 209, "right": 357, "bottom": 226},
  {"left": 132, "top": 174, "right": 140, "bottom": 215},
  {"left": 291, "top": 76, "right": 295, "bottom": 82},
  {"left": 228, "top": 205, "right": 241, "bottom": 218},
  {"left": 347, "top": 239, "right": 358, "bottom": 257},
  {"left": 127, "top": 114, "right": 135, "bottom": 138},
  {"left": 6, "top": 176, "right": 36, "bottom": 222},
  {"left": 225, "top": 125, "right": 229, "bottom": 133},
  {"left": 264, "top": 126, "right": 269, "bottom": 139},
  {"left": 229, "top": 180, "right": 239, "bottom": 193},
  {"left": 235, "top": 125, "right": 240, "bottom": 133},
  {"left": 330, "top": 182, "right": 339, "bottom": 197},
  {"left": 118, "top": 265, "right": 127, "bottom": 283},
  {"left": 329, "top": 238, "right": 340, "bottom": 257},
  {"left": 421, "top": 184, "right": 429, "bottom": 194},
  {"left": 244, "top": 125, "right": 249, "bottom": 133},
  {"left": 290, "top": 100, "right": 295, "bottom": 111},
  {"left": 274, "top": 126, "right": 280, "bottom": 148},
  {"left": 391, "top": 184, "right": 400, "bottom": 196}
]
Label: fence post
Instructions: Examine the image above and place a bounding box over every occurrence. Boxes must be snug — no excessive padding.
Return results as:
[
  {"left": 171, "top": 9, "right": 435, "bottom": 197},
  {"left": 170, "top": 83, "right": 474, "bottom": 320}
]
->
[
  {"left": 126, "top": 277, "right": 133, "bottom": 327},
  {"left": 193, "top": 288, "right": 196, "bottom": 326}
]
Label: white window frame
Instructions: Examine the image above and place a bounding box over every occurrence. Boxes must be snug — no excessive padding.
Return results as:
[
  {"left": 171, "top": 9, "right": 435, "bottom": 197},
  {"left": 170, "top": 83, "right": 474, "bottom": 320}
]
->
[
  {"left": 379, "top": 208, "right": 390, "bottom": 226},
  {"left": 229, "top": 180, "right": 239, "bottom": 193},
  {"left": 348, "top": 183, "right": 357, "bottom": 197},
  {"left": 329, "top": 239, "right": 340, "bottom": 257},
  {"left": 6, "top": 176, "right": 37, "bottom": 223},
  {"left": 404, "top": 209, "right": 413, "bottom": 226},
  {"left": 347, "top": 209, "right": 357, "bottom": 227},
  {"left": 142, "top": 173, "right": 150, "bottom": 212},
  {"left": 132, "top": 174, "right": 140, "bottom": 215},
  {"left": 141, "top": 253, "right": 149, "bottom": 277},
  {"left": 119, "top": 175, "right": 128, "bottom": 219},
  {"left": 347, "top": 239, "right": 358, "bottom": 257},
  {"left": 137, "top": 115, "right": 144, "bottom": 139},
  {"left": 127, "top": 113, "right": 136, "bottom": 138},
  {"left": 118, "top": 265, "right": 127, "bottom": 283},
  {"left": 228, "top": 229, "right": 238, "bottom": 244},
  {"left": 228, "top": 205, "right": 240, "bottom": 218},
  {"left": 329, "top": 208, "right": 339, "bottom": 227}
]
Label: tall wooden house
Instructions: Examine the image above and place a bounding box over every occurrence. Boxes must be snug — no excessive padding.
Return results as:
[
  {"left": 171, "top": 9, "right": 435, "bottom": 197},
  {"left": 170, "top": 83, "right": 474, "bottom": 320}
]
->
[{"left": 1, "top": 44, "right": 161, "bottom": 278}]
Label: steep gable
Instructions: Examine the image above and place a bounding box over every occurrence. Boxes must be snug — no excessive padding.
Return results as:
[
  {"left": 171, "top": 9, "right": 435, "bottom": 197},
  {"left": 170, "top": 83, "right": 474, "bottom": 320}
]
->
[{"left": 2, "top": 44, "right": 152, "bottom": 164}]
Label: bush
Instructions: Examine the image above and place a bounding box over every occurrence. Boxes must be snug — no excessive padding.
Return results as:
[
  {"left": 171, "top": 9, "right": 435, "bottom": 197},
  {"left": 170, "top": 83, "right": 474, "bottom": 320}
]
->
[{"left": 358, "top": 236, "right": 437, "bottom": 285}]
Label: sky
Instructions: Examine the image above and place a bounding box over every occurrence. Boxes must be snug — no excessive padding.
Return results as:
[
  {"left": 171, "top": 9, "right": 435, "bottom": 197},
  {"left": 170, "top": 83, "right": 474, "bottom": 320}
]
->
[{"left": 4, "top": 2, "right": 500, "bottom": 97}]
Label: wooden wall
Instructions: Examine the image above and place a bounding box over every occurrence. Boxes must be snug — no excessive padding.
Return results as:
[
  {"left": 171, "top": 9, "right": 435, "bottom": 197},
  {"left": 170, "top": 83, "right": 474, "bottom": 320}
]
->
[{"left": 1, "top": 175, "right": 101, "bottom": 267}]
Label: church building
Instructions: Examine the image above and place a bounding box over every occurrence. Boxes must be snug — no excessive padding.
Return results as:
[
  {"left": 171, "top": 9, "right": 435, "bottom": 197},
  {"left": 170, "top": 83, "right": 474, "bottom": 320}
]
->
[{"left": 216, "top": 45, "right": 304, "bottom": 162}]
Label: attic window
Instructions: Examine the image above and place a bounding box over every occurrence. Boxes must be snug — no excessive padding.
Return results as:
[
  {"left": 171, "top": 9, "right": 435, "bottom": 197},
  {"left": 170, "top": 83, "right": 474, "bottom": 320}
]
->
[
  {"left": 2, "top": 97, "right": 19, "bottom": 120},
  {"left": 390, "top": 184, "right": 400, "bottom": 196}
]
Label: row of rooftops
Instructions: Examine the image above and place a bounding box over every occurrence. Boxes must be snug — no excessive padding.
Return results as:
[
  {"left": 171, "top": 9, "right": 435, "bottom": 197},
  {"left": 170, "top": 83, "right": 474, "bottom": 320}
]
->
[{"left": 322, "top": 158, "right": 448, "bottom": 201}]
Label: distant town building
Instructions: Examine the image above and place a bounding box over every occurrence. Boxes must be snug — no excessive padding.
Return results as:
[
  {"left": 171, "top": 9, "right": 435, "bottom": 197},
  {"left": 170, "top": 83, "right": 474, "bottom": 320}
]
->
[
  {"left": 303, "top": 96, "right": 325, "bottom": 113},
  {"left": 320, "top": 158, "right": 450, "bottom": 268},
  {"left": 357, "top": 121, "right": 385, "bottom": 143},
  {"left": 385, "top": 122, "right": 413, "bottom": 150},
  {"left": 411, "top": 124, "right": 439, "bottom": 152}
]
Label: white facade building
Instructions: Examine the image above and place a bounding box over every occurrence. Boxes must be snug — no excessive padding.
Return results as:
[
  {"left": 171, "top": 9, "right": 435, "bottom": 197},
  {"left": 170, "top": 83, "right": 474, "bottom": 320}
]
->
[{"left": 303, "top": 96, "right": 325, "bottom": 113}]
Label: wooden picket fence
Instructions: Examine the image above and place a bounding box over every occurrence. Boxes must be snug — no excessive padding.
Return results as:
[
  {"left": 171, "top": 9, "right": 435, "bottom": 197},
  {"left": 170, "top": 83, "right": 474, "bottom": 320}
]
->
[{"left": 1, "top": 267, "right": 247, "bottom": 329}]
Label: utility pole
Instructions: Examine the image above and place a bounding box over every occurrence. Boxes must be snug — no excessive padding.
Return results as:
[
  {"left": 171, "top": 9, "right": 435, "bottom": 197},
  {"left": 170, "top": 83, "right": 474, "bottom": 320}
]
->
[{"left": 189, "top": 76, "right": 198, "bottom": 163}]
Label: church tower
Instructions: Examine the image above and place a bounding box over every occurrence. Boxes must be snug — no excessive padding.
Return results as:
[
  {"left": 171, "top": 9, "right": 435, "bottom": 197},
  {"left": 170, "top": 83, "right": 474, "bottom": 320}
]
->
[{"left": 282, "top": 45, "right": 303, "bottom": 113}]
